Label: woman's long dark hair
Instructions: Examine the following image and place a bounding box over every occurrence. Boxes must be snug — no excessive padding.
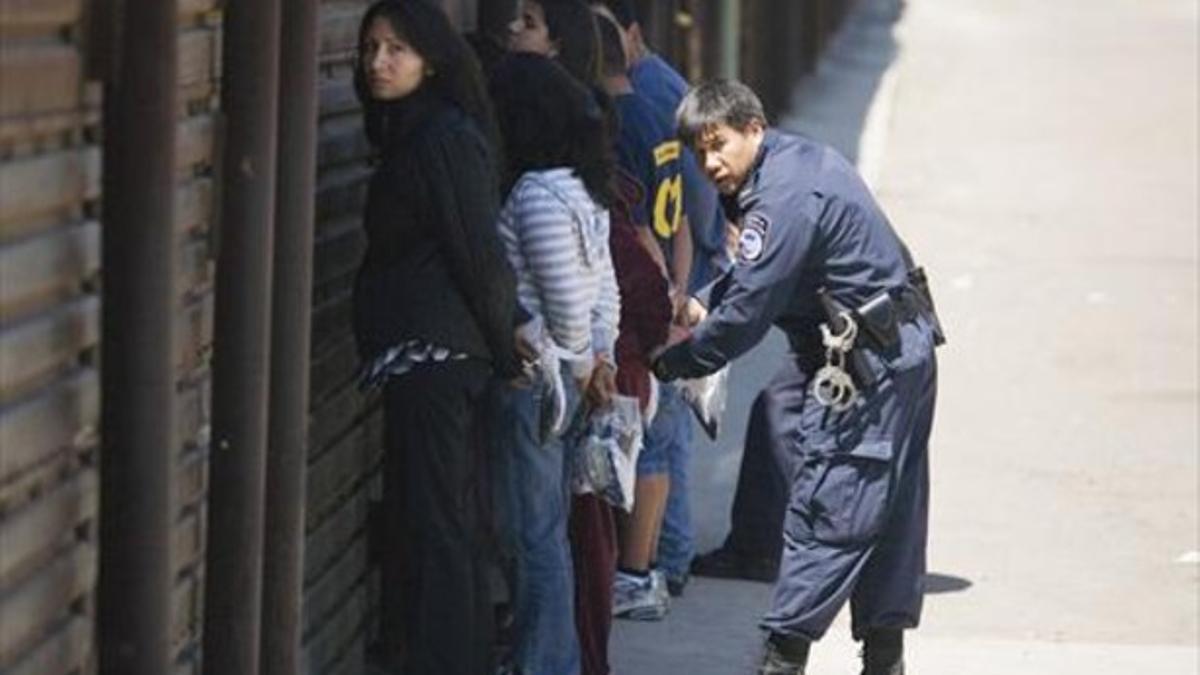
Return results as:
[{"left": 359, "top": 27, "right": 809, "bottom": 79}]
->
[
  {"left": 533, "top": 0, "right": 619, "bottom": 145},
  {"left": 534, "top": 0, "right": 601, "bottom": 86},
  {"left": 353, "top": 0, "right": 499, "bottom": 152},
  {"left": 490, "top": 53, "right": 614, "bottom": 208}
]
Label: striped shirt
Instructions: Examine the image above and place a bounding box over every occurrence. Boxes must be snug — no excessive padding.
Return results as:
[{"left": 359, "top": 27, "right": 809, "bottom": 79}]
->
[{"left": 497, "top": 168, "right": 620, "bottom": 378}]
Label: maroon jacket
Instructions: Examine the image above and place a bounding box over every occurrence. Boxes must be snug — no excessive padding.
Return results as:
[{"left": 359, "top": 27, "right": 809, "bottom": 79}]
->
[{"left": 609, "top": 168, "right": 672, "bottom": 409}]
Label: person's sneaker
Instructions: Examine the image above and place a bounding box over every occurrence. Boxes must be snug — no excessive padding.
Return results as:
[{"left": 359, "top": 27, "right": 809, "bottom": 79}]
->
[
  {"left": 665, "top": 571, "right": 689, "bottom": 597},
  {"left": 613, "top": 570, "right": 668, "bottom": 620},
  {"left": 650, "top": 567, "right": 669, "bottom": 604},
  {"left": 690, "top": 546, "right": 779, "bottom": 582}
]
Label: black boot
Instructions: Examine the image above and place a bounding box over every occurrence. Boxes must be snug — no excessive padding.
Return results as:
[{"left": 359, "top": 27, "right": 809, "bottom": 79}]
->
[
  {"left": 690, "top": 546, "right": 779, "bottom": 583},
  {"left": 758, "top": 632, "right": 810, "bottom": 675},
  {"left": 860, "top": 629, "right": 904, "bottom": 675}
]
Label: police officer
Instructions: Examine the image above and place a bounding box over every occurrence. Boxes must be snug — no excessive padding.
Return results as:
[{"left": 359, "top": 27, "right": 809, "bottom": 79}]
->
[{"left": 653, "top": 79, "right": 941, "bottom": 675}]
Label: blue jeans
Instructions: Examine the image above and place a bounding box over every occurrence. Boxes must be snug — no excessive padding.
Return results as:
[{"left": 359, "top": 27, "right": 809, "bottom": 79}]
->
[
  {"left": 650, "top": 386, "right": 696, "bottom": 581},
  {"left": 494, "top": 381, "right": 581, "bottom": 675}
]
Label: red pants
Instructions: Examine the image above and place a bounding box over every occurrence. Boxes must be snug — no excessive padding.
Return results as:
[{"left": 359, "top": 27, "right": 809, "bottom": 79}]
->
[{"left": 569, "top": 494, "right": 618, "bottom": 675}]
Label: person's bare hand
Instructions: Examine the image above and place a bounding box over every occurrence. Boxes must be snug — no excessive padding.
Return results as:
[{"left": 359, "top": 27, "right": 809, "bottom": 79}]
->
[
  {"left": 508, "top": 328, "right": 538, "bottom": 389},
  {"left": 669, "top": 285, "right": 686, "bottom": 318},
  {"left": 584, "top": 361, "right": 617, "bottom": 410},
  {"left": 675, "top": 296, "right": 707, "bottom": 327},
  {"left": 514, "top": 328, "right": 538, "bottom": 363}
]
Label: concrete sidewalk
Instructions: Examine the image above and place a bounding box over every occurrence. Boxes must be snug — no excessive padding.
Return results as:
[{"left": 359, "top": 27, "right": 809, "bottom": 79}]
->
[{"left": 612, "top": 0, "right": 1199, "bottom": 672}]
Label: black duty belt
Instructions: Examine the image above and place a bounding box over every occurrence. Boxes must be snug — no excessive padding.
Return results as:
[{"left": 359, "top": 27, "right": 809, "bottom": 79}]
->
[{"left": 811, "top": 268, "right": 945, "bottom": 409}]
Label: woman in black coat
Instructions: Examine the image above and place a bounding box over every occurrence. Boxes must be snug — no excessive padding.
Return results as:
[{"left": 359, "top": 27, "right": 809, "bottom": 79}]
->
[{"left": 352, "top": 2, "right": 518, "bottom": 672}]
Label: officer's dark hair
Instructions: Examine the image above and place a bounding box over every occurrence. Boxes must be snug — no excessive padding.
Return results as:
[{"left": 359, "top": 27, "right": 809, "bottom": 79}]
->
[
  {"left": 354, "top": 0, "right": 499, "bottom": 153},
  {"left": 596, "top": 0, "right": 638, "bottom": 29},
  {"left": 675, "top": 79, "right": 767, "bottom": 147},
  {"left": 490, "top": 52, "right": 615, "bottom": 208},
  {"left": 595, "top": 11, "right": 627, "bottom": 77}
]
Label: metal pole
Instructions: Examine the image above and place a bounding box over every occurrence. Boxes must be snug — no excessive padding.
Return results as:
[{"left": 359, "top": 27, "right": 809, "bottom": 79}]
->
[
  {"left": 719, "top": 0, "right": 740, "bottom": 79},
  {"left": 97, "top": 0, "right": 178, "bottom": 671},
  {"left": 202, "top": 0, "right": 281, "bottom": 672},
  {"left": 259, "top": 0, "right": 318, "bottom": 670}
]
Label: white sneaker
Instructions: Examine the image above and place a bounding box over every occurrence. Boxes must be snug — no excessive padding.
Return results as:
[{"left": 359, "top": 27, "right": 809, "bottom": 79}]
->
[
  {"left": 612, "top": 570, "right": 668, "bottom": 620},
  {"left": 650, "top": 567, "right": 670, "bottom": 605}
]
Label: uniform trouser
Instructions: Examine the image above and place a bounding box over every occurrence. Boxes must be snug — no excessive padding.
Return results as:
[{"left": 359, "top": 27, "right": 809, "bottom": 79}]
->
[
  {"left": 723, "top": 388, "right": 789, "bottom": 562},
  {"left": 761, "top": 319, "right": 938, "bottom": 642},
  {"left": 380, "top": 360, "right": 494, "bottom": 675}
]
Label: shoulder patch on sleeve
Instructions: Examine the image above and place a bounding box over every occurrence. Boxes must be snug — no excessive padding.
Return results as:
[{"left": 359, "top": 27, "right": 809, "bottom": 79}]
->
[{"left": 736, "top": 212, "right": 770, "bottom": 264}]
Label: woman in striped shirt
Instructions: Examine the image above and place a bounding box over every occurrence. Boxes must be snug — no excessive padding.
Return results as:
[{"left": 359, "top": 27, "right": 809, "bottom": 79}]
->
[{"left": 489, "top": 53, "right": 620, "bottom": 675}]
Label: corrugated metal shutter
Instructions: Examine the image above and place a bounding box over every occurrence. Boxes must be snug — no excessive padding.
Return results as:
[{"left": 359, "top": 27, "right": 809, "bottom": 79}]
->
[
  {"left": 0, "top": 1, "right": 101, "bottom": 672},
  {"left": 302, "top": 2, "right": 379, "bottom": 674},
  {"left": 173, "top": 2, "right": 221, "bottom": 673}
]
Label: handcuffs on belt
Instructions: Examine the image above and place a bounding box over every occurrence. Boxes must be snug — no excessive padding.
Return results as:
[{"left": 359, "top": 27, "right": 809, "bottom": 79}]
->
[
  {"left": 813, "top": 310, "right": 861, "bottom": 412},
  {"left": 811, "top": 268, "right": 945, "bottom": 412}
]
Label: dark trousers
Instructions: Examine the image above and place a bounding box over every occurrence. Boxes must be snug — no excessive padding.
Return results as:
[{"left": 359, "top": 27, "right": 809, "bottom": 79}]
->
[
  {"left": 380, "top": 360, "right": 494, "bottom": 675},
  {"left": 569, "top": 494, "right": 617, "bottom": 675},
  {"left": 724, "top": 389, "right": 790, "bottom": 562},
  {"left": 762, "top": 318, "right": 938, "bottom": 641}
]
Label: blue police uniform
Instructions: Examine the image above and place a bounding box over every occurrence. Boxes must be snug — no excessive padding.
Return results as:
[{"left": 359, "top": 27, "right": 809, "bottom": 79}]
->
[{"left": 654, "top": 128, "right": 940, "bottom": 641}]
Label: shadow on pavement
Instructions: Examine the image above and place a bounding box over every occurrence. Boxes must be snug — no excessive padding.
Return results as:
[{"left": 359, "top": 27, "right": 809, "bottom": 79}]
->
[{"left": 924, "top": 572, "right": 973, "bottom": 594}]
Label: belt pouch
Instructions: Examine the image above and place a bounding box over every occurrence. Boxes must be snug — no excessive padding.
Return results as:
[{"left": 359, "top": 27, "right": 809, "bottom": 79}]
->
[
  {"left": 907, "top": 266, "right": 947, "bottom": 345},
  {"left": 853, "top": 292, "right": 900, "bottom": 349}
]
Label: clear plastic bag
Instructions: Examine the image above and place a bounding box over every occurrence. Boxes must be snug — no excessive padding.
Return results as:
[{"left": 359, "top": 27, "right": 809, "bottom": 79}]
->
[
  {"left": 677, "top": 366, "right": 730, "bottom": 440},
  {"left": 565, "top": 395, "right": 643, "bottom": 511}
]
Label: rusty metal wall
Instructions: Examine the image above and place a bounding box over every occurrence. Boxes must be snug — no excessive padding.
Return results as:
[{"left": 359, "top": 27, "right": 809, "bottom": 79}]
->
[
  {"left": 300, "top": 3, "right": 379, "bottom": 673},
  {"left": 0, "top": 0, "right": 219, "bottom": 672},
  {"left": 173, "top": 3, "right": 222, "bottom": 673},
  {"left": 0, "top": 0, "right": 102, "bottom": 672}
]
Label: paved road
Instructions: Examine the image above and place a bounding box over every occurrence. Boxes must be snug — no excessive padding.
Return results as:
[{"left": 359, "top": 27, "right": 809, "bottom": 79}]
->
[{"left": 613, "top": 0, "right": 1199, "bottom": 672}]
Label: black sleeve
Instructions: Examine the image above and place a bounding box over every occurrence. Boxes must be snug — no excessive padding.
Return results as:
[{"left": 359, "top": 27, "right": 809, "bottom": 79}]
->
[{"left": 418, "top": 123, "right": 519, "bottom": 377}]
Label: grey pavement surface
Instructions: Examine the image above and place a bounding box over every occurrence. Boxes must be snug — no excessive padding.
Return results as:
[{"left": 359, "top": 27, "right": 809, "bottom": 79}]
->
[{"left": 612, "top": 0, "right": 1200, "bottom": 673}]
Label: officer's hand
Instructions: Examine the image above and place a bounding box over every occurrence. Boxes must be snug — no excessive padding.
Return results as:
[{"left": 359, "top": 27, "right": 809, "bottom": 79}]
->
[
  {"left": 650, "top": 348, "right": 678, "bottom": 383},
  {"left": 676, "top": 296, "right": 707, "bottom": 327}
]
